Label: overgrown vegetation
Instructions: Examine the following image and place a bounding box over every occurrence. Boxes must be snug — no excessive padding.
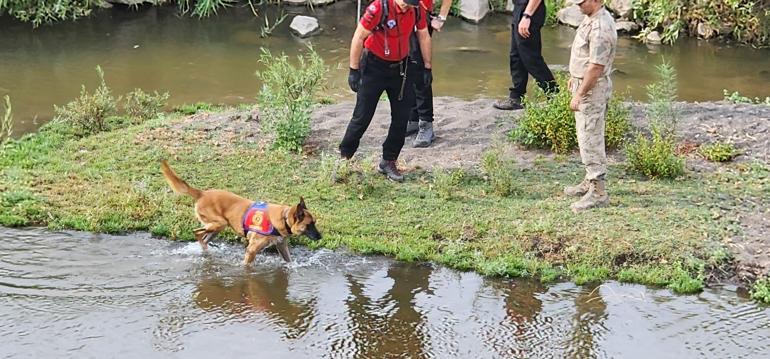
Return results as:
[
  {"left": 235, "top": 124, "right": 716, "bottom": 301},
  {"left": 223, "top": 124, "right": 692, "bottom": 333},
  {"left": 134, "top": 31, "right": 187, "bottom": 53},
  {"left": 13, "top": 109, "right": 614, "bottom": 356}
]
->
[
  {"left": 510, "top": 74, "right": 630, "bottom": 154},
  {"left": 633, "top": 0, "right": 770, "bottom": 47},
  {"left": 700, "top": 142, "right": 739, "bottom": 162},
  {"left": 53, "top": 66, "right": 117, "bottom": 136},
  {"left": 625, "top": 60, "right": 685, "bottom": 178},
  {"left": 751, "top": 277, "right": 770, "bottom": 304},
  {"left": 256, "top": 46, "right": 327, "bottom": 152},
  {"left": 0, "top": 0, "right": 99, "bottom": 27},
  {"left": 124, "top": 89, "right": 170, "bottom": 124},
  {"left": 1, "top": 95, "right": 13, "bottom": 144},
  {"left": 723, "top": 89, "right": 770, "bottom": 105}
]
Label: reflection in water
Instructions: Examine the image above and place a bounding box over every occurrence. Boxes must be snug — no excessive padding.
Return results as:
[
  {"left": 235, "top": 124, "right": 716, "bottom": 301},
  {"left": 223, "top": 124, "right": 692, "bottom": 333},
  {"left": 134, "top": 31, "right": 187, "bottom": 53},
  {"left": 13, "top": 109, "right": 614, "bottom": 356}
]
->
[
  {"left": 343, "top": 262, "right": 433, "bottom": 358},
  {"left": 567, "top": 284, "right": 608, "bottom": 358},
  {"left": 193, "top": 262, "right": 315, "bottom": 339},
  {"left": 1, "top": 228, "right": 769, "bottom": 358}
]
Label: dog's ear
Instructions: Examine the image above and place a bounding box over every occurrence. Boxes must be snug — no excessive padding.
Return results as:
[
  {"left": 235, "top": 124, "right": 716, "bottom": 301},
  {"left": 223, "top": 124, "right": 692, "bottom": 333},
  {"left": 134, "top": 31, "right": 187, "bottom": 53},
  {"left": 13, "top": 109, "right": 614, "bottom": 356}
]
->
[{"left": 293, "top": 197, "right": 307, "bottom": 223}]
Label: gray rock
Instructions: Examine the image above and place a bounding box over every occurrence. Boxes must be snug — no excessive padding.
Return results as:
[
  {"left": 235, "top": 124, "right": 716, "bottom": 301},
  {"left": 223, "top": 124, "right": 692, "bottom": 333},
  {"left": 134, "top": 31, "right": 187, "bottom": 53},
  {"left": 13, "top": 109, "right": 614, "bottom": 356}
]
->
[
  {"left": 283, "top": 0, "right": 335, "bottom": 5},
  {"left": 646, "top": 30, "right": 662, "bottom": 44},
  {"left": 459, "top": 0, "right": 489, "bottom": 23},
  {"left": 557, "top": 5, "right": 584, "bottom": 28},
  {"left": 615, "top": 20, "right": 639, "bottom": 33},
  {"left": 289, "top": 16, "right": 320, "bottom": 38},
  {"left": 105, "top": 0, "right": 151, "bottom": 5},
  {"left": 608, "top": 0, "right": 633, "bottom": 19},
  {"left": 697, "top": 22, "right": 716, "bottom": 39}
]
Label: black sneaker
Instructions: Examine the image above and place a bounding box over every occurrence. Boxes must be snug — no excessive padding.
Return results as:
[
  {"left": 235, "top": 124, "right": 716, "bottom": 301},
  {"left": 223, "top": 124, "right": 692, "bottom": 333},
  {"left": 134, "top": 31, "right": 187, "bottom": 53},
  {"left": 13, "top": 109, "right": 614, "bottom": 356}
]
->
[
  {"left": 377, "top": 160, "right": 404, "bottom": 182},
  {"left": 492, "top": 98, "right": 524, "bottom": 111}
]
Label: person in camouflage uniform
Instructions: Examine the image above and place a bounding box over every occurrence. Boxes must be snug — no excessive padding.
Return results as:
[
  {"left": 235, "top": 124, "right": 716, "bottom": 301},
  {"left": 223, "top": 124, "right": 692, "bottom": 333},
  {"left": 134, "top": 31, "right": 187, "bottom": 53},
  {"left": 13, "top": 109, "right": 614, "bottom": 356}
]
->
[{"left": 564, "top": 0, "right": 617, "bottom": 212}]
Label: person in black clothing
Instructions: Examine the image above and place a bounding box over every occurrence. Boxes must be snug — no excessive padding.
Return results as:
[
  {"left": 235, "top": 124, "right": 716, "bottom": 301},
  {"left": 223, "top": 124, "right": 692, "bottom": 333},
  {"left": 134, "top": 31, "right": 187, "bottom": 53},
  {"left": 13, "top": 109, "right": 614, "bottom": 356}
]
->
[
  {"left": 334, "top": 0, "right": 432, "bottom": 183},
  {"left": 493, "top": 0, "right": 558, "bottom": 110}
]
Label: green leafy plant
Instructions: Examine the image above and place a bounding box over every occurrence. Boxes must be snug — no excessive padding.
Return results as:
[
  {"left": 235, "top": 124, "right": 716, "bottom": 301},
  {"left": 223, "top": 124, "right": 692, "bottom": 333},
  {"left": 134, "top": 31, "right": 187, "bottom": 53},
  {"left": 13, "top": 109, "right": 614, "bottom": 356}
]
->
[
  {"left": 480, "top": 147, "right": 517, "bottom": 197},
  {"left": 700, "top": 142, "right": 739, "bottom": 162},
  {"left": 751, "top": 277, "right": 770, "bottom": 304},
  {"left": 123, "top": 88, "right": 170, "bottom": 123},
  {"left": 625, "top": 60, "right": 685, "bottom": 178},
  {"left": 510, "top": 74, "right": 630, "bottom": 154},
  {"left": 1, "top": 95, "right": 13, "bottom": 143},
  {"left": 53, "top": 66, "right": 117, "bottom": 136},
  {"left": 0, "top": 0, "right": 98, "bottom": 27},
  {"left": 432, "top": 168, "right": 466, "bottom": 200},
  {"left": 177, "top": 0, "right": 236, "bottom": 18},
  {"left": 723, "top": 89, "right": 770, "bottom": 105},
  {"left": 256, "top": 46, "right": 328, "bottom": 152}
]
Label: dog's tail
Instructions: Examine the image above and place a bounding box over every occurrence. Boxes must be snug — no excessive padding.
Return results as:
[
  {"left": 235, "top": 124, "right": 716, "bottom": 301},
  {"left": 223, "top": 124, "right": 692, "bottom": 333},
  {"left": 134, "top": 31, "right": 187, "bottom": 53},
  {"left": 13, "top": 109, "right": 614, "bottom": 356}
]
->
[{"left": 160, "top": 160, "right": 203, "bottom": 200}]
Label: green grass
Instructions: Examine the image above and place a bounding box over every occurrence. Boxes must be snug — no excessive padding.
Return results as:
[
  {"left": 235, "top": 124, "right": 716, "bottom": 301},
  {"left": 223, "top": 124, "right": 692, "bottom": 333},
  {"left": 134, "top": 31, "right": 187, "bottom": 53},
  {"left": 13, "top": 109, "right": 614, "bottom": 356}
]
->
[{"left": 2, "top": 109, "right": 767, "bottom": 295}]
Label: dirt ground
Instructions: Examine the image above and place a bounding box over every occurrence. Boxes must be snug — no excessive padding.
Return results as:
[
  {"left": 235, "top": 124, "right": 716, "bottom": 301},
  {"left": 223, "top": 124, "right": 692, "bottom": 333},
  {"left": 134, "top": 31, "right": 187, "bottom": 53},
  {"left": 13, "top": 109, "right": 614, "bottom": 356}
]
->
[{"left": 177, "top": 97, "right": 770, "bottom": 283}]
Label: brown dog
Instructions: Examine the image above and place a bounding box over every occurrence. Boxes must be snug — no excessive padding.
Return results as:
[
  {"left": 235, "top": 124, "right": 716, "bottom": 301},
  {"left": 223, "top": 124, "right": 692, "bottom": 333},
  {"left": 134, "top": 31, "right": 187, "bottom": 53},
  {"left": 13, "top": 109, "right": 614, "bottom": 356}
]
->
[{"left": 160, "top": 160, "right": 322, "bottom": 265}]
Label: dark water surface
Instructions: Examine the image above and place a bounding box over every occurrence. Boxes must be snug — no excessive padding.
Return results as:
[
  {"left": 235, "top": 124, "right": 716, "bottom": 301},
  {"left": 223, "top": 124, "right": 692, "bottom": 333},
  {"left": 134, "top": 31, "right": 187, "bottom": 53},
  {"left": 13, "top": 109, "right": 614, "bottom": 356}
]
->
[
  {"left": 1, "top": 227, "right": 769, "bottom": 358},
  {"left": 1, "top": 3, "right": 769, "bottom": 136}
]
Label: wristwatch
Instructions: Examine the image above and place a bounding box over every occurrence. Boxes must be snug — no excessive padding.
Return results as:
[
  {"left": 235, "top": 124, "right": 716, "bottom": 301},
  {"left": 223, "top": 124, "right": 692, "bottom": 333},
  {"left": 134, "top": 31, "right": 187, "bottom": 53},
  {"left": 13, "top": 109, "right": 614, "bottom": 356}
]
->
[
  {"left": 522, "top": 12, "right": 532, "bottom": 19},
  {"left": 436, "top": 14, "right": 447, "bottom": 22}
]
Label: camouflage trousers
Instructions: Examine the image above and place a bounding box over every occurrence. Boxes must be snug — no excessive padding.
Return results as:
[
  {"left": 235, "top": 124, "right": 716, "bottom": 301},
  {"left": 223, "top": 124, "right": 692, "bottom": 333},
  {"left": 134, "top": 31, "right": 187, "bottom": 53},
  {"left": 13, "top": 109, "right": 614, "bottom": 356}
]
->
[{"left": 571, "top": 76, "right": 612, "bottom": 180}]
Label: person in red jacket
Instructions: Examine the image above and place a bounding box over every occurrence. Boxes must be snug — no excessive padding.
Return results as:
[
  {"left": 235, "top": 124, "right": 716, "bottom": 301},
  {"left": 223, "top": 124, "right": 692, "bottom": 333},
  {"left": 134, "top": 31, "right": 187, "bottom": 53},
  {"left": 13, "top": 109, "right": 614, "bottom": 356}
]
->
[{"left": 336, "top": 0, "right": 432, "bottom": 182}]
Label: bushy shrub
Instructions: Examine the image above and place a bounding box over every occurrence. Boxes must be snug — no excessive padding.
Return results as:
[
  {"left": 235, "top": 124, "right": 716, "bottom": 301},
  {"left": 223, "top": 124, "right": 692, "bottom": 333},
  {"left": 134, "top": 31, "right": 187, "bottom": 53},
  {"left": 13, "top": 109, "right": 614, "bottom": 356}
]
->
[
  {"left": 256, "top": 46, "right": 327, "bottom": 152},
  {"left": 625, "top": 60, "right": 685, "bottom": 178},
  {"left": 625, "top": 131, "right": 685, "bottom": 178},
  {"left": 510, "top": 74, "right": 630, "bottom": 154},
  {"left": 700, "top": 142, "right": 739, "bottom": 162},
  {"left": 54, "top": 66, "right": 117, "bottom": 136},
  {"left": 124, "top": 88, "right": 170, "bottom": 123}
]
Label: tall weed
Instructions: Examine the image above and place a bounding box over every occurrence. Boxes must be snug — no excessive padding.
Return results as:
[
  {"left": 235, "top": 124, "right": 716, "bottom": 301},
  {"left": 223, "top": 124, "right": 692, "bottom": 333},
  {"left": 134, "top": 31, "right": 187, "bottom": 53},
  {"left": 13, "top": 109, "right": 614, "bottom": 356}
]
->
[
  {"left": 480, "top": 147, "right": 517, "bottom": 197},
  {"left": 54, "top": 66, "right": 117, "bottom": 136},
  {"left": 1, "top": 95, "right": 13, "bottom": 143},
  {"left": 625, "top": 60, "right": 685, "bottom": 178},
  {"left": 256, "top": 46, "right": 327, "bottom": 152}
]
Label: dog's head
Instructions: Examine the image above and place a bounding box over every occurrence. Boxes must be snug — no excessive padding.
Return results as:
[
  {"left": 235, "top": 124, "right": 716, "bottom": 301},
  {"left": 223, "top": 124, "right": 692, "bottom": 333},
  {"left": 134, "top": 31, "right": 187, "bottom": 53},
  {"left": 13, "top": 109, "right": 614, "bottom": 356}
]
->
[{"left": 289, "top": 197, "right": 322, "bottom": 241}]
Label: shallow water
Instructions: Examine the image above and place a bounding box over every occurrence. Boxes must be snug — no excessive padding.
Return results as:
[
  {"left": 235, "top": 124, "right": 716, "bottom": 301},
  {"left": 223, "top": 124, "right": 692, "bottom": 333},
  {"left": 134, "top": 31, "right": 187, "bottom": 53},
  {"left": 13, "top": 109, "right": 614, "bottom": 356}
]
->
[
  {"left": 1, "top": 3, "right": 769, "bottom": 136},
  {"left": 1, "top": 227, "right": 768, "bottom": 358}
]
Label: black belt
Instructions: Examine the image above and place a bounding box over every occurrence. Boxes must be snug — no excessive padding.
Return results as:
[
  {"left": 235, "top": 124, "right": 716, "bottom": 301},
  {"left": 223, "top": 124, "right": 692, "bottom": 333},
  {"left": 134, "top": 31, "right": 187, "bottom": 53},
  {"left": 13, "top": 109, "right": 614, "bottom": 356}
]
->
[{"left": 367, "top": 52, "right": 405, "bottom": 68}]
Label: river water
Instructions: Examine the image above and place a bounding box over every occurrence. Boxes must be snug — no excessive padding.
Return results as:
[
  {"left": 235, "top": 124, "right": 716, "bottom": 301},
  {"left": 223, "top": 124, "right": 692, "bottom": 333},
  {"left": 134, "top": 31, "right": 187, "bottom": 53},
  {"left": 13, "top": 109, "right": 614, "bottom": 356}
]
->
[
  {"left": 1, "top": 227, "right": 769, "bottom": 358},
  {"left": 1, "top": 3, "right": 769, "bottom": 136}
]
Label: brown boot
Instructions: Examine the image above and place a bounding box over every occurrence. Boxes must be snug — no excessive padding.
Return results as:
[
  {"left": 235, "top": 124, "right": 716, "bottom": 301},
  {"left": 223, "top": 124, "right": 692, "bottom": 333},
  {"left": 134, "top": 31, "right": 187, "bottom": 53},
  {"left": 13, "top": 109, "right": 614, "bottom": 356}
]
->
[
  {"left": 563, "top": 179, "right": 590, "bottom": 197},
  {"left": 570, "top": 179, "right": 609, "bottom": 213}
]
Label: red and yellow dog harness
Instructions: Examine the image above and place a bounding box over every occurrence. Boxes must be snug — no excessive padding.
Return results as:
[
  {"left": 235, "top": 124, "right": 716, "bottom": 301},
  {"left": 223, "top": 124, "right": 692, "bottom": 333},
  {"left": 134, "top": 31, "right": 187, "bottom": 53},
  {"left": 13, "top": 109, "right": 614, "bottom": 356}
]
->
[{"left": 242, "top": 201, "right": 281, "bottom": 236}]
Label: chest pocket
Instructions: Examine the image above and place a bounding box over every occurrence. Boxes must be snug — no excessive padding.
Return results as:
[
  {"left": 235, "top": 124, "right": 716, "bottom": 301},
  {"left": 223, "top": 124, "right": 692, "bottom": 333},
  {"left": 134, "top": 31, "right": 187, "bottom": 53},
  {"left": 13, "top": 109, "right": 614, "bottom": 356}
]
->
[{"left": 574, "top": 28, "right": 591, "bottom": 58}]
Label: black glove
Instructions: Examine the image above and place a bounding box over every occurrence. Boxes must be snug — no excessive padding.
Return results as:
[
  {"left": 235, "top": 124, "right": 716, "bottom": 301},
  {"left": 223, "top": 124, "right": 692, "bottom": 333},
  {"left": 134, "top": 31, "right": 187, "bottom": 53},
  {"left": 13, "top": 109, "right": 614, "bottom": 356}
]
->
[
  {"left": 348, "top": 68, "right": 361, "bottom": 93},
  {"left": 423, "top": 68, "right": 433, "bottom": 88}
]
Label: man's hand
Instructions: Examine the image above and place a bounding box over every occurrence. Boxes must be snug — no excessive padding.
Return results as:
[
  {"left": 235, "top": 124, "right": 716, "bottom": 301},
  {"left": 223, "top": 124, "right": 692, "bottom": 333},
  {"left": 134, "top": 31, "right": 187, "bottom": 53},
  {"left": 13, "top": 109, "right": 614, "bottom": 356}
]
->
[
  {"left": 431, "top": 18, "right": 445, "bottom": 32},
  {"left": 518, "top": 16, "right": 531, "bottom": 38},
  {"left": 423, "top": 68, "right": 433, "bottom": 87},
  {"left": 569, "top": 95, "right": 581, "bottom": 112},
  {"left": 348, "top": 68, "right": 361, "bottom": 92}
]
